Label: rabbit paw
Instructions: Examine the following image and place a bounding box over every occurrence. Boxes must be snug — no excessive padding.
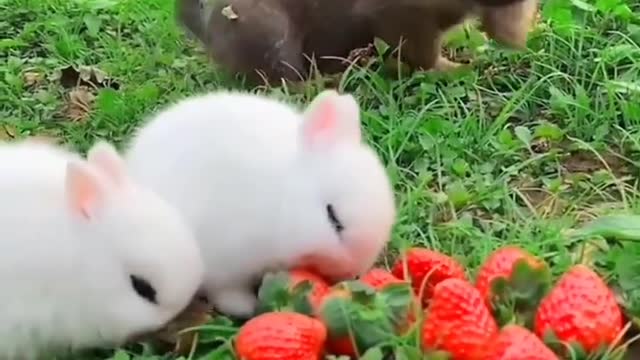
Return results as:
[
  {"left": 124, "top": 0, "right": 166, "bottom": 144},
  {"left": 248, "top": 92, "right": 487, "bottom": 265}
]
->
[{"left": 212, "top": 288, "right": 257, "bottom": 319}]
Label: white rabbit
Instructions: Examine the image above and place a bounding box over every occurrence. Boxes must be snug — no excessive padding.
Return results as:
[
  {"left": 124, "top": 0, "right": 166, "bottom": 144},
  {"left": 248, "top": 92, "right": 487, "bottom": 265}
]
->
[
  {"left": 125, "top": 89, "right": 396, "bottom": 318},
  {"left": 0, "top": 140, "right": 204, "bottom": 359}
]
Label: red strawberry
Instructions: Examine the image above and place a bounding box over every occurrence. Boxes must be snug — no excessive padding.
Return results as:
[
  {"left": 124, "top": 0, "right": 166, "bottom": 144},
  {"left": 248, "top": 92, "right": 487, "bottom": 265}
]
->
[
  {"left": 318, "top": 280, "right": 415, "bottom": 357},
  {"left": 474, "top": 246, "right": 551, "bottom": 327},
  {"left": 315, "top": 285, "right": 359, "bottom": 357},
  {"left": 235, "top": 311, "right": 327, "bottom": 360},
  {"left": 392, "top": 248, "right": 467, "bottom": 305},
  {"left": 360, "top": 269, "right": 420, "bottom": 335},
  {"left": 422, "top": 278, "right": 498, "bottom": 360},
  {"left": 481, "top": 325, "right": 559, "bottom": 360},
  {"left": 475, "top": 246, "right": 545, "bottom": 302},
  {"left": 317, "top": 285, "right": 352, "bottom": 309},
  {"left": 327, "top": 336, "right": 358, "bottom": 358},
  {"left": 288, "top": 269, "right": 331, "bottom": 311},
  {"left": 534, "top": 265, "right": 623, "bottom": 353},
  {"left": 359, "top": 268, "right": 406, "bottom": 290}
]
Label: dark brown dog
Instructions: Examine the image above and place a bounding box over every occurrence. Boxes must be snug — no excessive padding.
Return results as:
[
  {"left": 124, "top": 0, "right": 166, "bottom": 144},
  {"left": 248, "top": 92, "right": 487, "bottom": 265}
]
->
[
  {"left": 354, "top": 0, "right": 538, "bottom": 70},
  {"left": 478, "top": 0, "right": 538, "bottom": 49},
  {"left": 176, "top": 0, "right": 536, "bottom": 84}
]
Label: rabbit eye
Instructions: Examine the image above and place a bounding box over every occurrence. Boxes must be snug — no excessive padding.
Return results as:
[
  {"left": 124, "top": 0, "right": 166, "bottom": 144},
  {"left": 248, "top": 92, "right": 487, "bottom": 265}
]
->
[
  {"left": 326, "top": 204, "right": 344, "bottom": 233},
  {"left": 130, "top": 275, "right": 157, "bottom": 304}
]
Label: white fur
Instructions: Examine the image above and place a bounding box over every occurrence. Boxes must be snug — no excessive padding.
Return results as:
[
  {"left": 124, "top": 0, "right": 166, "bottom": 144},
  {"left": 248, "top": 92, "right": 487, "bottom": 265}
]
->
[
  {"left": 125, "top": 90, "right": 396, "bottom": 318},
  {"left": 0, "top": 140, "right": 204, "bottom": 358}
]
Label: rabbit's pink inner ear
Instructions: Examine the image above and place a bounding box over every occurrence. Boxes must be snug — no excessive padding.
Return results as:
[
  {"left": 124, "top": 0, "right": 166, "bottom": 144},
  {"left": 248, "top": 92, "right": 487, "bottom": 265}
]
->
[
  {"left": 65, "top": 162, "right": 102, "bottom": 220},
  {"left": 302, "top": 90, "right": 363, "bottom": 148},
  {"left": 335, "top": 94, "right": 362, "bottom": 143},
  {"left": 302, "top": 90, "right": 351, "bottom": 148},
  {"left": 87, "top": 142, "right": 126, "bottom": 186},
  {"left": 306, "top": 100, "right": 338, "bottom": 139}
]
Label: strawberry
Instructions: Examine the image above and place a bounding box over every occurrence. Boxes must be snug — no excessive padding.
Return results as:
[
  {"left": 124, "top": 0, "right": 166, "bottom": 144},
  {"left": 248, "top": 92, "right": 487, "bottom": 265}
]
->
[
  {"left": 318, "top": 285, "right": 352, "bottom": 307},
  {"left": 287, "top": 269, "right": 331, "bottom": 311},
  {"left": 359, "top": 268, "right": 406, "bottom": 290},
  {"left": 359, "top": 270, "right": 421, "bottom": 335},
  {"left": 235, "top": 311, "right": 327, "bottom": 360},
  {"left": 481, "top": 325, "right": 559, "bottom": 360},
  {"left": 327, "top": 336, "right": 358, "bottom": 358},
  {"left": 422, "top": 278, "right": 498, "bottom": 360},
  {"left": 476, "top": 246, "right": 546, "bottom": 302},
  {"left": 256, "top": 269, "right": 330, "bottom": 315},
  {"left": 319, "top": 280, "right": 415, "bottom": 357},
  {"left": 475, "top": 246, "right": 551, "bottom": 327},
  {"left": 392, "top": 248, "right": 467, "bottom": 306},
  {"left": 534, "top": 265, "right": 623, "bottom": 354},
  {"left": 317, "top": 284, "right": 362, "bottom": 357}
]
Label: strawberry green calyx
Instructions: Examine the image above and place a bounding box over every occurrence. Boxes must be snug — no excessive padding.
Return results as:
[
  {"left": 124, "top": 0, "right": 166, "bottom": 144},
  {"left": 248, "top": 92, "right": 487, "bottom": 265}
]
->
[
  {"left": 540, "top": 329, "right": 622, "bottom": 360},
  {"left": 319, "top": 282, "right": 393, "bottom": 354},
  {"left": 255, "top": 271, "right": 314, "bottom": 316},
  {"left": 476, "top": 246, "right": 551, "bottom": 328},
  {"left": 319, "top": 280, "right": 415, "bottom": 356},
  {"left": 344, "top": 280, "right": 378, "bottom": 304},
  {"left": 489, "top": 258, "right": 552, "bottom": 328},
  {"left": 377, "top": 281, "right": 417, "bottom": 331}
]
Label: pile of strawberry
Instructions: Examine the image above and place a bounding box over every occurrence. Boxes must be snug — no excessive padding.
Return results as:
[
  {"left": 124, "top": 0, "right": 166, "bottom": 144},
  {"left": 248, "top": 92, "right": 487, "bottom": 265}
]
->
[{"left": 234, "top": 246, "right": 628, "bottom": 359}]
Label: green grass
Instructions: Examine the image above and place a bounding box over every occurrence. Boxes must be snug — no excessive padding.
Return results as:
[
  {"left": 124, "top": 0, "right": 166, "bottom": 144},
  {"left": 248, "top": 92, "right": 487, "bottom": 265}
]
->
[{"left": 2, "top": 0, "right": 640, "bottom": 359}]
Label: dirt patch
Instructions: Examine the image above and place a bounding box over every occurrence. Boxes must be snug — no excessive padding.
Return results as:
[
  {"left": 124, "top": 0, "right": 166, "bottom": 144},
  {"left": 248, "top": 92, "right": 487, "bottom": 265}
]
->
[
  {"left": 0, "top": 125, "right": 17, "bottom": 141},
  {"left": 27, "top": 133, "right": 62, "bottom": 145},
  {"left": 561, "top": 149, "right": 630, "bottom": 178},
  {"left": 62, "top": 86, "right": 96, "bottom": 122},
  {"left": 622, "top": 308, "right": 640, "bottom": 360},
  {"left": 58, "top": 65, "right": 120, "bottom": 90},
  {"left": 625, "top": 343, "right": 640, "bottom": 360},
  {"left": 56, "top": 65, "right": 122, "bottom": 123},
  {"left": 346, "top": 43, "right": 376, "bottom": 68},
  {"left": 511, "top": 176, "right": 568, "bottom": 217},
  {"left": 374, "top": 246, "right": 400, "bottom": 269},
  {"left": 0, "top": 126, "right": 61, "bottom": 144},
  {"left": 22, "top": 70, "right": 45, "bottom": 88},
  {"left": 146, "top": 296, "right": 213, "bottom": 356}
]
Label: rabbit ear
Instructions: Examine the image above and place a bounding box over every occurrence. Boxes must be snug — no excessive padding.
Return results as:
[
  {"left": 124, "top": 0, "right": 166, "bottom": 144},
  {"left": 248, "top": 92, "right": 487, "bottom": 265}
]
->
[
  {"left": 87, "top": 141, "right": 127, "bottom": 186},
  {"left": 65, "top": 161, "right": 106, "bottom": 220},
  {"left": 300, "top": 90, "right": 362, "bottom": 150}
]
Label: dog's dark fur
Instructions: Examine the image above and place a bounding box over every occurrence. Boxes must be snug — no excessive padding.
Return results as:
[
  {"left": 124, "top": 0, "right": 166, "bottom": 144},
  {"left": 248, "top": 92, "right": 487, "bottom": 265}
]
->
[{"left": 177, "top": 0, "right": 534, "bottom": 84}]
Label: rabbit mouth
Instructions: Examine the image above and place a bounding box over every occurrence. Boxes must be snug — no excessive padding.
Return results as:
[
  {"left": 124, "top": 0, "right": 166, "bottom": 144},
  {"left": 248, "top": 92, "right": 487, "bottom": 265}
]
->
[
  {"left": 295, "top": 253, "right": 356, "bottom": 281},
  {"left": 128, "top": 295, "right": 212, "bottom": 344}
]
